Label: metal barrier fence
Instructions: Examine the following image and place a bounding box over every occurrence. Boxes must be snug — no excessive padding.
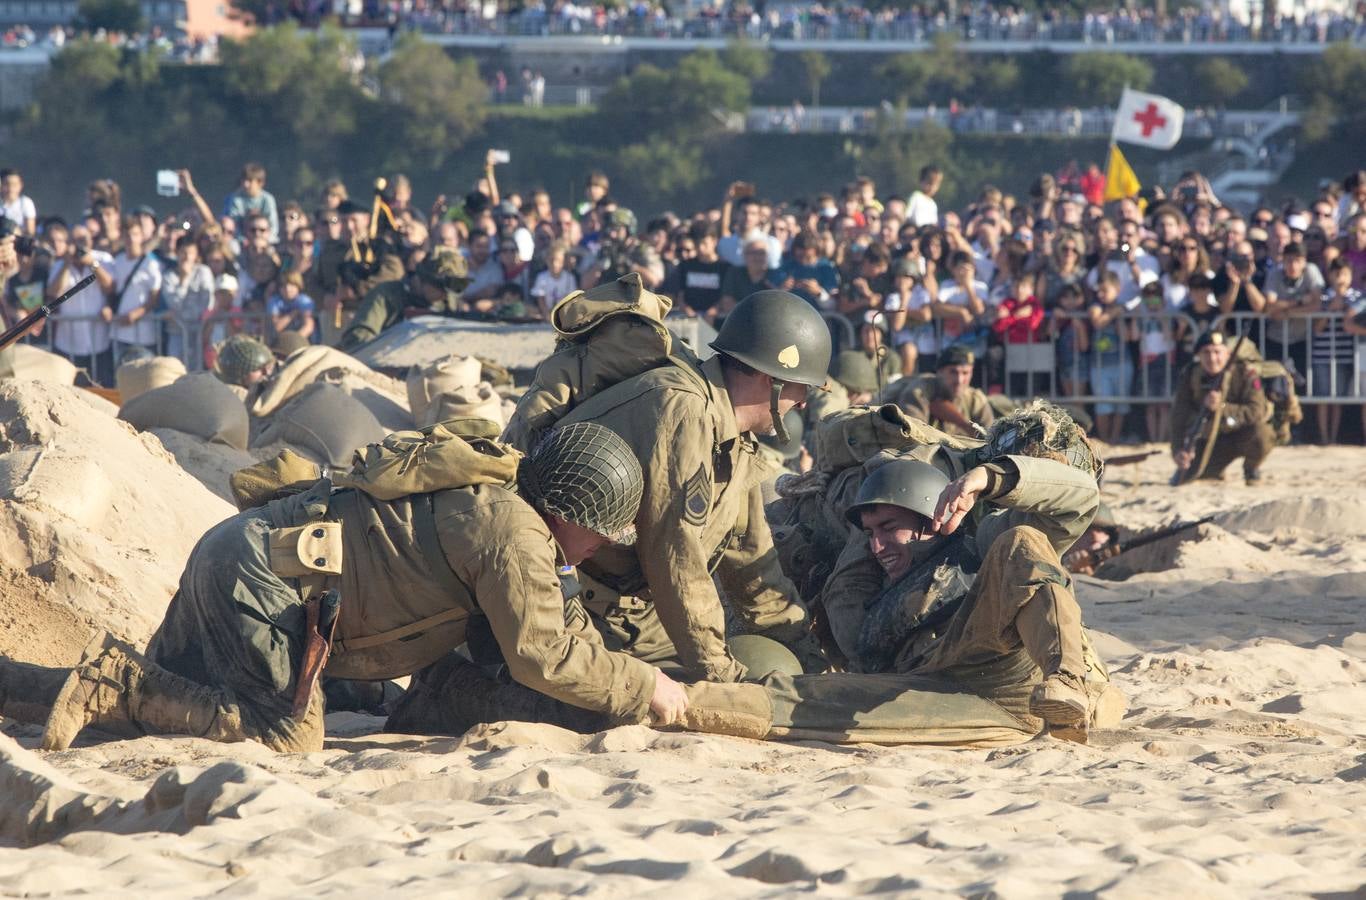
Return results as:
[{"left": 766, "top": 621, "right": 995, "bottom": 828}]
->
[
  {"left": 820, "top": 309, "right": 1365, "bottom": 407},
  {"left": 16, "top": 307, "right": 1364, "bottom": 409},
  {"left": 16, "top": 310, "right": 278, "bottom": 385}
]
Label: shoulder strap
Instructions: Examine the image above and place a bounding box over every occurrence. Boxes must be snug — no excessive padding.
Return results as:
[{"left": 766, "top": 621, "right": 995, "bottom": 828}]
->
[{"left": 108, "top": 252, "right": 149, "bottom": 311}]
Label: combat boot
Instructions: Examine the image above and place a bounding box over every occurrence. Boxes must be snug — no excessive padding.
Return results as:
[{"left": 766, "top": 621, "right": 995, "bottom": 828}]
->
[
  {"left": 42, "top": 633, "right": 247, "bottom": 751},
  {"left": 1029, "top": 673, "right": 1090, "bottom": 743}
]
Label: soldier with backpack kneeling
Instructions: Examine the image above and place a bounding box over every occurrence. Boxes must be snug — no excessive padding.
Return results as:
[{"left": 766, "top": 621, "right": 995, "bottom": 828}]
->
[{"left": 24, "top": 422, "right": 693, "bottom": 753}]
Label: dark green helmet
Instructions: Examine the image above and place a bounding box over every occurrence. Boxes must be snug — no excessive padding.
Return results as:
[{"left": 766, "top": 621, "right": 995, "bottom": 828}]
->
[
  {"left": 415, "top": 250, "right": 471, "bottom": 294},
  {"left": 214, "top": 335, "right": 273, "bottom": 387},
  {"left": 710, "top": 290, "right": 832, "bottom": 389},
  {"left": 727, "top": 634, "right": 803, "bottom": 678},
  {"left": 757, "top": 409, "right": 804, "bottom": 461},
  {"left": 518, "top": 421, "right": 644, "bottom": 545},
  {"left": 610, "top": 208, "right": 638, "bottom": 235},
  {"left": 830, "top": 350, "right": 879, "bottom": 394},
  {"left": 845, "top": 457, "right": 949, "bottom": 526},
  {"left": 973, "top": 400, "right": 1103, "bottom": 483}
]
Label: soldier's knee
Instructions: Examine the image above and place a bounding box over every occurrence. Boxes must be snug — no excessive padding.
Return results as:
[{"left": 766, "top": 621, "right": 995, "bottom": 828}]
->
[{"left": 986, "top": 525, "right": 1059, "bottom": 569}]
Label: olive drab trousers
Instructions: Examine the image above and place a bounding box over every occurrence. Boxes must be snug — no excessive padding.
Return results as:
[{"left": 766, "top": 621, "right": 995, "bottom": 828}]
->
[{"left": 680, "top": 525, "right": 1108, "bottom": 747}]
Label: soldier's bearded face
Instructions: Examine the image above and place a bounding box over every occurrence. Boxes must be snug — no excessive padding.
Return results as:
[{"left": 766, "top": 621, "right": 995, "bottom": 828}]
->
[{"left": 861, "top": 505, "right": 934, "bottom": 581}]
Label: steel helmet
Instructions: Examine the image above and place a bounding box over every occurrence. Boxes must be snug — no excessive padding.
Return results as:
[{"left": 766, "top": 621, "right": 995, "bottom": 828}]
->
[
  {"left": 845, "top": 457, "right": 950, "bottom": 527},
  {"left": 517, "top": 421, "right": 644, "bottom": 545},
  {"left": 214, "top": 335, "right": 273, "bottom": 387}
]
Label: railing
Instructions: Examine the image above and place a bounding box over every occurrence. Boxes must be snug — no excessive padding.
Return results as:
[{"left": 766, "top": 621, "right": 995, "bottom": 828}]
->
[
  {"left": 13, "top": 310, "right": 279, "bottom": 386},
  {"left": 1214, "top": 310, "right": 1364, "bottom": 404}
]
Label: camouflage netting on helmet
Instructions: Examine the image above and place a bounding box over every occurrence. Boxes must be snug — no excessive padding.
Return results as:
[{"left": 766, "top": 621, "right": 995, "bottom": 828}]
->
[
  {"left": 969, "top": 400, "right": 1103, "bottom": 483},
  {"left": 517, "top": 421, "right": 644, "bottom": 545}
]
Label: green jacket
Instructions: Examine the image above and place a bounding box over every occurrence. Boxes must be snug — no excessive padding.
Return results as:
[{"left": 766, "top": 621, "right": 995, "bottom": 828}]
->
[
  {"left": 339, "top": 279, "right": 423, "bottom": 351},
  {"left": 879, "top": 374, "right": 995, "bottom": 438}
]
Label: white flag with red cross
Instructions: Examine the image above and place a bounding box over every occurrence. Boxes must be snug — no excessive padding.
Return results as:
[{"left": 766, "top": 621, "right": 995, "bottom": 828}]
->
[{"left": 1112, "top": 88, "right": 1184, "bottom": 150}]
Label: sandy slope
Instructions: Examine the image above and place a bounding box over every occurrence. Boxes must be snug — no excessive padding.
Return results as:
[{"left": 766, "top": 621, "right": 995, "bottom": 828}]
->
[{"left": 1, "top": 440, "right": 1364, "bottom": 897}]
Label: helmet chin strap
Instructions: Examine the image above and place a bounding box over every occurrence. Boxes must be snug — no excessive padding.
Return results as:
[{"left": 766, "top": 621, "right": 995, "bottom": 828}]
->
[{"left": 768, "top": 380, "right": 789, "bottom": 444}]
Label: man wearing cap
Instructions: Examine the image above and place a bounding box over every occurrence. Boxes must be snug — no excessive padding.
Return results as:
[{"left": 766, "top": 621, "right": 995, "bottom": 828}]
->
[
  {"left": 338, "top": 250, "right": 470, "bottom": 351},
  {"left": 27, "top": 423, "right": 692, "bottom": 752},
  {"left": 1170, "top": 330, "right": 1275, "bottom": 484},
  {"left": 499, "top": 289, "right": 834, "bottom": 688},
  {"left": 494, "top": 200, "right": 535, "bottom": 263},
  {"left": 878, "top": 345, "right": 994, "bottom": 437}
]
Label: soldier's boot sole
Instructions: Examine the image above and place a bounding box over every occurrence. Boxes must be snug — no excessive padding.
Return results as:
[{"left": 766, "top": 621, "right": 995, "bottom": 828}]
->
[{"left": 1030, "top": 676, "right": 1090, "bottom": 744}]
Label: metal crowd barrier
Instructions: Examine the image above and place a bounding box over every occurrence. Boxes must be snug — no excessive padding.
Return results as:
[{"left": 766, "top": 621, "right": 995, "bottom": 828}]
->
[{"left": 1214, "top": 310, "right": 1365, "bottom": 405}]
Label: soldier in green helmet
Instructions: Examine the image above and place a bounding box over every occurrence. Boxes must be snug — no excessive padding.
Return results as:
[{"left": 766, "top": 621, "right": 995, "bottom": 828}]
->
[
  {"left": 28, "top": 422, "right": 695, "bottom": 752},
  {"left": 494, "top": 289, "right": 834, "bottom": 693},
  {"left": 805, "top": 349, "right": 881, "bottom": 427},
  {"left": 213, "top": 334, "right": 276, "bottom": 388},
  {"left": 338, "top": 250, "right": 470, "bottom": 351}
]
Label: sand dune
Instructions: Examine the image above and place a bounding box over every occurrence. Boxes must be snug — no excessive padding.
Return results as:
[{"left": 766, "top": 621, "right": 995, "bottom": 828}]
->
[{"left": 1, "top": 403, "right": 1363, "bottom": 896}]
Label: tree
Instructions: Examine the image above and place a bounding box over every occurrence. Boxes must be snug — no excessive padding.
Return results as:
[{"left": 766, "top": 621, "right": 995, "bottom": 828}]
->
[
  {"left": 376, "top": 35, "right": 487, "bottom": 169},
  {"left": 798, "top": 50, "right": 831, "bottom": 108},
  {"left": 1063, "top": 53, "right": 1154, "bottom": 107},
  {"left": 613, "top": 137, "right": 707, "bottom": 208},
  {"left": 77, "top": 0, "right": 144, "bottom": 33},
  {"left": 1194, "top": 58, "right": 1249, "bottom": 107},
  {"left": 721, "top": 39, "right": 772, "bottom": 83},
  {"left": 598, "top": 50, "right": 750, "bottom": 139},
  {"left": 876, "top": 34, "right": 971, "bottom": 105},
  {"left": 1297, "top": 43, "right": 1366, "bottom": 143}
]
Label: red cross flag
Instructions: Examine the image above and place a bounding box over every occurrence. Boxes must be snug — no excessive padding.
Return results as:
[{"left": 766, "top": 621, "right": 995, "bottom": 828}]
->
[{"left": 1112, "top": 88, "right": 1184, "bottom": 150}]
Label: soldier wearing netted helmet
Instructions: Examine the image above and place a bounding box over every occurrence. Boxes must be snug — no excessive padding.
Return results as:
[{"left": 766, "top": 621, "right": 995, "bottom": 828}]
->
[
  {"left": 32, "top": 422, "right": 691, "bottom": 753},
  {"left": 213, "top": 334, "right": 275, "bottom": 387}
]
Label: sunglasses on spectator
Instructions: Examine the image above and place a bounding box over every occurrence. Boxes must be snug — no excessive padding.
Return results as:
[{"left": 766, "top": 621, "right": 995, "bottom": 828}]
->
[
  {"left": 1180, "top": 243, "right": 1200, "bottom": 251},
  {"left": 251, "top": 226, "right": 270, "bottom": 233},
  {"left": 1060, "top": 245, "right": 1079, "bottom": 254}
]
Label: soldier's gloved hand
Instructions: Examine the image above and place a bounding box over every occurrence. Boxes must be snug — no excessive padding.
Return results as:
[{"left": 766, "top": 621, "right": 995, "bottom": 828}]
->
[{"left": 648, "top": 668, "right": 689, "bottom": 726}]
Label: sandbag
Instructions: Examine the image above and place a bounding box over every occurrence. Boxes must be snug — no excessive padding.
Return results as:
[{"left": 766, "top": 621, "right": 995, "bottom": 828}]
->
[
  {"left": 407, "top": 355, "right": 482, "bottom": 425},
  {"left": 253, "top": 382, "right": 386, "bottom": 468},
  {"left": 420, "top": 381, "right": 504, "bottom": 430},
  {"left": 316, "top": 368, "right": 413, "bottom": 433},
  {"left": 119, "top": 373, "right": 249, "bottom": 450},
  {"left": 9, "top": 344, "right": 79, "bottom": 385},
  {"left": 249, "top": 345, "right": 390, "bottom": 418},
  {"left": 115, "top": 356, "right": 186, "bottom": 403},
  {"left": 332, "top": 419, "right": 520, "bottom": 501}
]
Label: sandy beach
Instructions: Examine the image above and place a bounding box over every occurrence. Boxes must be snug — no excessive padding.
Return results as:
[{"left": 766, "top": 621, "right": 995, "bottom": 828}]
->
[{"left": 1, "top": 384, "right": 1364, "bottom": 898}]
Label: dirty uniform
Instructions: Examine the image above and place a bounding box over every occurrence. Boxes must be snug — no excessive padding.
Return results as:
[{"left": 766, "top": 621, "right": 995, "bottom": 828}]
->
[
  {"left": 531, "top": 354, "right": 812, "bottom": 683},
  {"left": 145, "top": 480, "right": 656, "bottom": 751},
  {"left": 879, "top": 374, "right": 995, "bottom": 438},
  {"left": 804, "top": 381, "right": 853, "bottom": 429},
  {"left": 675, "top": 454, "right": 1116, "bottom": 747},
  {"left": 1169, "top": 360, "right": 1275, "bottom": 480},
  {"left": 339, "top": 279, "right": 436, "bottom": 351}
]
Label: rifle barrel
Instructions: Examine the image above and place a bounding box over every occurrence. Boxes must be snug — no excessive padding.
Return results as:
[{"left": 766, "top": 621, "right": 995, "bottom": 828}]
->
[{"left": 0, "top": 270, "right": 99, "bottom": 354}]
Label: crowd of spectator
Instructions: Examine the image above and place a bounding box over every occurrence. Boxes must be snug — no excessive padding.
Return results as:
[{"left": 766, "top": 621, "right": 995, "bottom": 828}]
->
[{"left": 2, "top": 153, "right": 1366, "bottom": 444}]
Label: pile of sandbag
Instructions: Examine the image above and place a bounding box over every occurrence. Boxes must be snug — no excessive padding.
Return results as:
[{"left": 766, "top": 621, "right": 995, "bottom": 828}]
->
[
  {"left": 0, "top": 381, "right": 234, "bottom": 664},
  {"left": 407, "top": 354, "right": 514, "bottom": 430}
]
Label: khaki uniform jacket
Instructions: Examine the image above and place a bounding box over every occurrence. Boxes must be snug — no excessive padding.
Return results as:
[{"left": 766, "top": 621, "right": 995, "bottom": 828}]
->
[
  {"left": 321, "top": 483, "right": 655, "bottom": 721},
  {"left": 1169, "top": 360, "right": 1268, "bottom": 455},
  {"left": 556, "top": 354, "right": 808, "bottom": 682},
  {"left": 805, "top": 381, "right": 851, "bottom": 430},
  {"left": 821, "top": 452, "right": 1098, "bottom": 667},
  {"left": 879, "top": 374, "right": 994, "bottom": 438}
]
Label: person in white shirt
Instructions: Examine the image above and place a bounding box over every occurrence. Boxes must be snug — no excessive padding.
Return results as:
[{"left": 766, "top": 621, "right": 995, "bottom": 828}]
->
[
  {"left": 1085, "top": 218, "right": 1160, "bottom": 310},
  {"left": 529, "top": 241, "right": 578, "bottom": 319},
  {"left": 905, "top": 165, "right": 942, "bottom": 229},
  {"left": 0, "top": 168, "right": 36, "bottom": 235},
  {"left": 718, "top": 197, "right": 782, "bottom": 268},
  {"left": 107, "top": 217, "right": 163, "bottom": 359},
  {"left": 48, "top": 223, "right": 116, "bottom": 384}
]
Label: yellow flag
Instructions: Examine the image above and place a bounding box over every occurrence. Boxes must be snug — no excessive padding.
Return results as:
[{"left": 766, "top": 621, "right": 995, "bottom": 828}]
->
[{"left": 1104, "top": 143, "right": 1140, "bottom": 202}]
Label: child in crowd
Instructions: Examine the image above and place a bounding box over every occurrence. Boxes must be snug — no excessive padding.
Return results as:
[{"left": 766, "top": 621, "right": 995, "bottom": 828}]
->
[
  {"left": 1135, "top": 280, "right": 1176, "bottom": 441},
  {"left": 991, "top": 271, "right": 1047, "bottom": 395},
  {"left": 529, "top": 241, "right": 578, "bottom": 320},
  {"left": 880, "top": 257, "right": 929, "bottom": 375},
  {"left": 1312, "top": 258, "right": 1361, "bottom": 443},
  {"left": 267, "top": 272, "right": 316, "bottom": 342},
  {"left": 1088, "top": 270, "right": 1137, "bottom": 444},
  {"left": 1051, "top": 282, "right": 1089, "bottom": 398}
]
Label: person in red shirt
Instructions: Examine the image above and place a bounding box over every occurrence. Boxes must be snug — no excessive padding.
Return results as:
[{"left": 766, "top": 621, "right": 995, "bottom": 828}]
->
[
  {"left": 992, "top": 272, "right": 1048, "bottom": 395},
  {"left": 1080, "top": 163, "right": 1107, "bottom": 208}
]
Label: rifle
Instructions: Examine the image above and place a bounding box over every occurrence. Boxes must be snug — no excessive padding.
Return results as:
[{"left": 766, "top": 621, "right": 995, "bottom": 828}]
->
[
  {"left": 0, "top": 270, "right": 100, "bottom": 354},
  {"left": 1170, "top": 334, "right": 1246, "bottom": 486},
  {"left": 1063, "top": 515, "right": 1215, "bottom": 574},
  {"left": 1104, "top": 449, "right": 1162, "bottom": 467},
  {"left": 929, "top": 397, "right": 985, "bottom": 436}
]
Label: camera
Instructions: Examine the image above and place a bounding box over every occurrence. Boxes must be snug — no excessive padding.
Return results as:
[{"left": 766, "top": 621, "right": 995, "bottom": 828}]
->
[
  {"left": 0, "top": 215, "right": 17, "bottom": 240},
  {"left": 489, "top": 149, "right": 511, "bottom": 165}
]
